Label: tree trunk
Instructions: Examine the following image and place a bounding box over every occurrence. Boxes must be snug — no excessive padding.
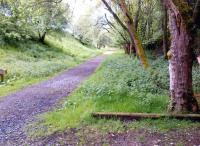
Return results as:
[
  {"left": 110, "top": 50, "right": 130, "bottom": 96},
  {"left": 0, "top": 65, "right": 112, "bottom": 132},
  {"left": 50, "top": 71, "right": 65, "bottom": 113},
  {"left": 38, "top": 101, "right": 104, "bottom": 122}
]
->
[
  {"left": 161, "top": 1, "right": 169, "bottom": 59},
  {"left": 165, "top": 0, "right": 199, "bottom": 113},
  {"left": 123, "top": 42, "right": 131, "bottom": 54},
  {"left": 119, "top": 0, "right": 149, "bottom": 68},
  {"left": 101, "top": 0, "right": 149, "bottom": 68},
  {"left": 39, "top": 31, "right": 46, "bottom": 44}
]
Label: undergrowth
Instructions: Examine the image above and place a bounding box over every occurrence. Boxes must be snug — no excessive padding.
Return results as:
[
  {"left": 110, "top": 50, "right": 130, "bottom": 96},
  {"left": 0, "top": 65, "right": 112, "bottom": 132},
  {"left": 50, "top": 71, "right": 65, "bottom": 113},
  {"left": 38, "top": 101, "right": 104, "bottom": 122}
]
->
[{"left": 33, "top": 52, "right": 200, "bottom": 137}]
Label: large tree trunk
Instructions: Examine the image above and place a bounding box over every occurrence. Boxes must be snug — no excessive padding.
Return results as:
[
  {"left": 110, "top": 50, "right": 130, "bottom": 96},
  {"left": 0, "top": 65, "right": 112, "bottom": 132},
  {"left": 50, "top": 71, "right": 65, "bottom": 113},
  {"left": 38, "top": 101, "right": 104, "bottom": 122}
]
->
[{"left": 165, "top": 0, "right": 199, "bottom": 113}]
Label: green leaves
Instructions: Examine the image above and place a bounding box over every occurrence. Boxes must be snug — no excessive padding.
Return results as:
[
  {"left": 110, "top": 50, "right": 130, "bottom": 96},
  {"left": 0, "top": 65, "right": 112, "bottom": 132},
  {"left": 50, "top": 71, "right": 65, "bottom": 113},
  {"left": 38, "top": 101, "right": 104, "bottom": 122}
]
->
[{"left": 0, "top": 0, "right": 70, "bottom": 42}]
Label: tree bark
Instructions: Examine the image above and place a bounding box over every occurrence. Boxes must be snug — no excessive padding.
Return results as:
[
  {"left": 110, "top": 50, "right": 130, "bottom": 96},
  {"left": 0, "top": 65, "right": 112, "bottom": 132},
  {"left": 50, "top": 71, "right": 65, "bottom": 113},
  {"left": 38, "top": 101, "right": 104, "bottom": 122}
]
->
[
  {"left": 165, "top": 0, "right": 199, "bottom": 113},
  {"left": 161, "top": 1, "right": 169, "bottom": 59},
  {"left": 123, "top": 42, "right": 131, "bottom": 54}
]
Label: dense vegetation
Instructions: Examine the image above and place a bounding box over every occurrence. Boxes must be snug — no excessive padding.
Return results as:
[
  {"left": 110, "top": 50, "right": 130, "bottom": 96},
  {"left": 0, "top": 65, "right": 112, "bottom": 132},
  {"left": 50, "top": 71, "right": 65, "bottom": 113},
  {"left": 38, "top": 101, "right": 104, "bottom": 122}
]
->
[
  {"left": 27, "top": 52, "right": 200, "bottom": 138},
  {"left": 100, "top": 0, "right": 200, "bottom": 113},
  {"left": 0, "top": 0, "right": 70, "bottom": 42}
]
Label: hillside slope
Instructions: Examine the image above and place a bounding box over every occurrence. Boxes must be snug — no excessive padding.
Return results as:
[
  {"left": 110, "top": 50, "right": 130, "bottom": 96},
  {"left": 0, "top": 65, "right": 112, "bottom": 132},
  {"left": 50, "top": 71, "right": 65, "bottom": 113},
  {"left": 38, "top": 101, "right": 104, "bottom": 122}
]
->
[{"left": 0, "top": 31, "right": 99, "bottom": 97}]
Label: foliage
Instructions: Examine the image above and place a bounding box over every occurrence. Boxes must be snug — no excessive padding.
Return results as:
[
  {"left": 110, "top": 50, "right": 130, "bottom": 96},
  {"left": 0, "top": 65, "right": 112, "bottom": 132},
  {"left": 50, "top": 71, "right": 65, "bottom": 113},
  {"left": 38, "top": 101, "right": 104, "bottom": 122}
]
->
[
  {"left": 41, "top": 53, "right": 168, "bottom": 131},
  {"left": 104, "top": 0, "right": 162, "bottom": 49},
  {"left": 72, "top": 15, "right": 100, "bottom": 47},
  {"left": 137, "top": 0, "right": 162, "bottom": 42},
  {"left": 71, "top": 6, "right": 112, "bottom": 48},
  {"left": 0, "top": 0, "right": 70, "bottom": 42},
  {"left": 35, "top": 52, "right": 200, "bottom": 136},
  {"left": 0, "top": 31, "right": 99, "bottom": 97},
  {"left": 193, "top": 64, "right": 200, "bottom": 93}
]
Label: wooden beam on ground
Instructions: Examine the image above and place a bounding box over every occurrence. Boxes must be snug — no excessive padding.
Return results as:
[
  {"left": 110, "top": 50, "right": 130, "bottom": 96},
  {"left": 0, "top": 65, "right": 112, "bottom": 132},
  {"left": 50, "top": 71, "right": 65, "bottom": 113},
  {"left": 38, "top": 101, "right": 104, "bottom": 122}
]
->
[{"left": 92, "top": 112, "right": 200, "bottom": 121}]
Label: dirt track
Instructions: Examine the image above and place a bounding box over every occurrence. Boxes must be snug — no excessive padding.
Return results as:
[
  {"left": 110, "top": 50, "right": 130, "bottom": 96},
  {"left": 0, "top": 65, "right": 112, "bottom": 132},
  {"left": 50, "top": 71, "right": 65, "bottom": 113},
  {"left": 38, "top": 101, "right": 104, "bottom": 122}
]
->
[{"left": 0, "top": 55, "right": 105, "bottom": 145}]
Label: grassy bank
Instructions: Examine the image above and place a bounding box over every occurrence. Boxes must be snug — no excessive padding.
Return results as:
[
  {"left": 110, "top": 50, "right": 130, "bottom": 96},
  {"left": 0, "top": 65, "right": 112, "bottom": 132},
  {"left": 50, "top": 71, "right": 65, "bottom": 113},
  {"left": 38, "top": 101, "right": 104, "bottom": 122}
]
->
[
  {"left": 32, "top": 52, "right": 200, "bottom": 137},
  {"left": 0, "top": 31, "right": 99, "bottom": 97}
]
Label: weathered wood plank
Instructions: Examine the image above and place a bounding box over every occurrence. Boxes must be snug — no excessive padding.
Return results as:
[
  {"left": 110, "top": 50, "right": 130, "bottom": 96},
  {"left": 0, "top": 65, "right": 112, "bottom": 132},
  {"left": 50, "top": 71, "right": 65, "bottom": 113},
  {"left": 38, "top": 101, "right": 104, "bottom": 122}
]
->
[{"left": 92, "top": 112, "right": 200, "bottom": 121}]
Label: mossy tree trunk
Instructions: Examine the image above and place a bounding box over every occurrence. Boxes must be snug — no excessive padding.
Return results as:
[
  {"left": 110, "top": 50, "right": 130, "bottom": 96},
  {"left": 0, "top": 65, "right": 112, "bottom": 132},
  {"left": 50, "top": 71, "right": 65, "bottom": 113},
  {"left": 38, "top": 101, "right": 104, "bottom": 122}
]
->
[
  {"left": 165, "top": 0, "right": 199, "bottom": 113},
  {"left": 101, "top": 0, "right": 149, "bottom": 68},
  {"left": 119, "top": 0, "right": 149, "bottom": 69}
]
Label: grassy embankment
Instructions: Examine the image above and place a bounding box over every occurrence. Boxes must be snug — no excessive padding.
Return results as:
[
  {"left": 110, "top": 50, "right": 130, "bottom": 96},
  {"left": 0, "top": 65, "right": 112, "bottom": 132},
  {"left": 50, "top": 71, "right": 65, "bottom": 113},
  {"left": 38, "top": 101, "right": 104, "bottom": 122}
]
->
[
  {"left": 0, "top": 31, "right": 99, "bottom": 97},
  {"left": 30, "top": 51, "right": 200, "bottom": 138}
]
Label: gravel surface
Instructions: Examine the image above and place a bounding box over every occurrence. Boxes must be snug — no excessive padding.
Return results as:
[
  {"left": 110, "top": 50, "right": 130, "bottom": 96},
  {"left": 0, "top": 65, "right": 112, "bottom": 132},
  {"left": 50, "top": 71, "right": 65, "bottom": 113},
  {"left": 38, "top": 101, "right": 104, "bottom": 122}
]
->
[{"left": 0, "top": 55, "right": 105, "bottom": 146}]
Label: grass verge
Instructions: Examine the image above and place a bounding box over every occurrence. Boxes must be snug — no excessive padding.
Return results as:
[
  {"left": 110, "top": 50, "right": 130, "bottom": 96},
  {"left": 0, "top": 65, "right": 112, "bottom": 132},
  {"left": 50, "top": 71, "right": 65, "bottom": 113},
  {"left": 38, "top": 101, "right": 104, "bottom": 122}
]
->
[
  {"left": 28, "top": 52, "right": 200, "bottom": 138},
  {"left": 0, "top": 31, "right": 99, "bottom": 98}
]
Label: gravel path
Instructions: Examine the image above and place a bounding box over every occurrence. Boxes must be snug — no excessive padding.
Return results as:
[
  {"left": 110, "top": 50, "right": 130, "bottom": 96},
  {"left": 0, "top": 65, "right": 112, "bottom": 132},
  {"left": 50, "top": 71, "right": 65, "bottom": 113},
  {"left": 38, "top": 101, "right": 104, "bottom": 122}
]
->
[{"left": 0, "top": 55, "right": 105, "bottom": 145}]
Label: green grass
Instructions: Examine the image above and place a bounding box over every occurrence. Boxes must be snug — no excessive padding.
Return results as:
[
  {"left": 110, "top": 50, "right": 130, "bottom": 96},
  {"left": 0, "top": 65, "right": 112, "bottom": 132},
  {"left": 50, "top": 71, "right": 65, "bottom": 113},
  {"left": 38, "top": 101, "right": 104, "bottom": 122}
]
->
[
  {"left": 83, "top": 118, "right": 200, "bottom": 133},
  {"left": 36, "top": 52, "right": 200, "bottom": 136},
  {"left": 0, "top": 31, "right": 99, "bottom": 97}
]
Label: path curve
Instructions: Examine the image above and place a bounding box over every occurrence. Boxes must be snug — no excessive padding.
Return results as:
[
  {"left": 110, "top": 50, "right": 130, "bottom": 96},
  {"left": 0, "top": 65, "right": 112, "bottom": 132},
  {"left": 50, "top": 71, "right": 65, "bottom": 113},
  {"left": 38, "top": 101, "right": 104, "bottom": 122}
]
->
[{"left": 0, "top": 55, "right": 106, "bottom": 145}]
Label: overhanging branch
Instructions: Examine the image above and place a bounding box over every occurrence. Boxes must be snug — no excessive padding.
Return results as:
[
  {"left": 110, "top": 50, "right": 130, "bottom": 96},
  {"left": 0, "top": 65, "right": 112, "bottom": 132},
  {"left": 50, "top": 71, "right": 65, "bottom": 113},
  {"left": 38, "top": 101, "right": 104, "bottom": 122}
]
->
[{"left": 101, "top": 0, "right": 129, "bottom": 32}]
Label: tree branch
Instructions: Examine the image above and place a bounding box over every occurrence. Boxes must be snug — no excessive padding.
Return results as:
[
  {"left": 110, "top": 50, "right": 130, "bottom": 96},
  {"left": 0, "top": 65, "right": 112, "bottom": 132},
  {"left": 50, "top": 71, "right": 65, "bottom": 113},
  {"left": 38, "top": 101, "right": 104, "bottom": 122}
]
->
[{"left": 101, "top": 0, "right": 128, "bottom": 32}]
